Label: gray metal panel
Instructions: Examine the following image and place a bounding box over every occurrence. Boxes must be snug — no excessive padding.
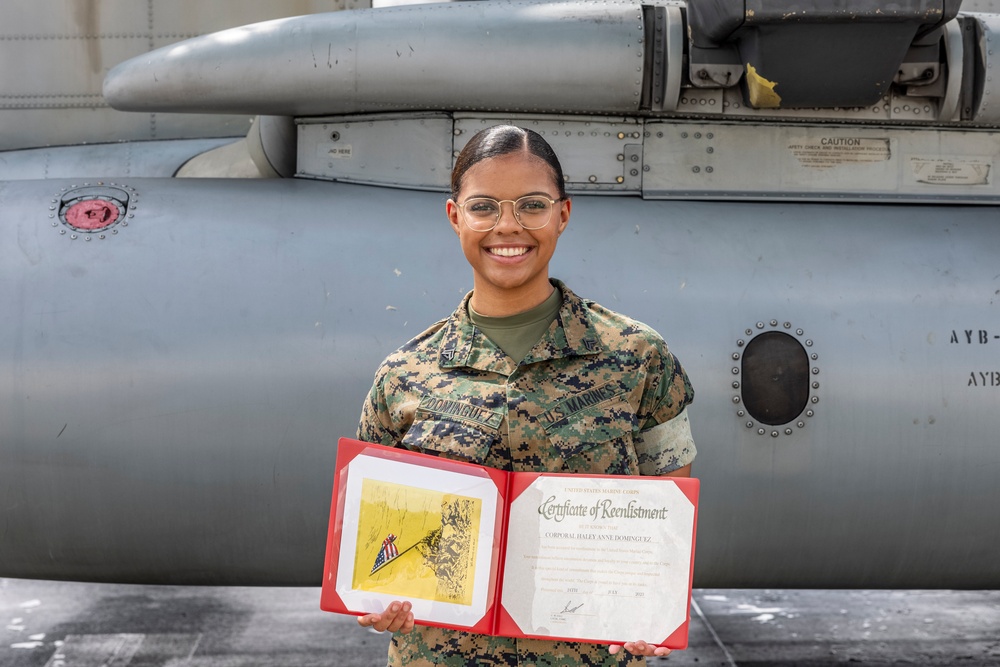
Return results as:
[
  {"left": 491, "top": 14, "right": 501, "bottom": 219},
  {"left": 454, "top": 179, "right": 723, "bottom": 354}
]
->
[
  {"left": 0, "top": 0, "right": 368, "bottom": 150},
  {"left": 971, "top": 13, "right": 1000, "bottom": 122},
  {"left": 642, "top": 121, "right": 1000, "bottom": 202},
  {"left": 1, "top": 177, "right": 1000, "bottom": 588},
  {"left": 103, "top": 1, "right": 647, "bottom": 117},
  {"left": 297, "top": 114, "right": 454, "bottom": 189},
  {"left": 294, "top": 113, "right": 647, "bottom": 192},
  {"left": 0, "top": 139, "right": 236, "bottom": 180}
]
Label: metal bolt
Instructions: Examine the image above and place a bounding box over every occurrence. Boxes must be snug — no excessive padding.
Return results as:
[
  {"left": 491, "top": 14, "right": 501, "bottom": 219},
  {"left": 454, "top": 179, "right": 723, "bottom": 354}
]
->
[
  {"left": 784, "top": 322, "right": 791, "bottom": 329},
  {"left": 630, "top": 154, "right": 639, "bottom": 162},
  {"left": 758, "top": 428, "right": 766, "bottom": 435},
  {"left": 692, "top": 166, "right": 700, "bottom": 173},
  {"left": 738, "top": 410, "right": 745, "bottom": 417},
  {"left": 706, "top": 167, "right": 714, "bottom": 173},
  {"left": 812, "top": 382, "right": 819, "bottom": 389},
  {"left": 812, "top": 368, "right": 820, "bottom": 375},
  {"left": 617, "top": 154, "right": 624, "bottom": 161},
  {"left": 732, "top": 396, "right": 740, "bottom": 403},
  {"left": 732, "top": 367, "right": 739, "bottom": 375},
  {"left": 757, "top": 322, "right": 764, "bottom": 329},
  {"left": 796, "top": 329, "right": 804, "bottom": 336},
  {"left": 589, "top": 175, "right": 598, "bottom": 183},
  {"left": 643, "top": 165, "right": 650, "bottom": 172},
  {"left": 811, "top": 353, "right": 818, "bottom": 360},
  {"left": 785, "top": 428, "right": 793, "bottom": 435},
  {"left": 616, "top": 176, "right": 624, "bottom": 183},
  {"left": 797, "top": 421, "right": 805, "bottom": 428},
  {"left": 806, "top": 410, "right": 814, "bottom": 417},
  {"left": 770, "top": 320, "right": 778, "bottom": 326},
  {"left": 732, "top": 353, "right": 740, "bottom": 360},
  {"left": 811, "top": 396, "right": 819, "bottom": 403},
  {"left": 732, "top": 381, "right": 740, "bottom": 389},
  {"left": 805, "top": 340, "right": 813, "bottom": 347},
  {"left": 746, "top": 422, "right": 754, "bottom": 429},
  {"left": 694, "top": 132, "right": 702, "bottom": 139},
  {"left": 707, "top": 147, "right": 714, "bottom": 154},
  {"left": 737, "top": 339, "right": 745, "bottom": 347},
  {"left": 771, "top": 431, "right": 779, "bottom": 438},
  {"left": 331, "top": 131, "right": 340, "bottom": 141},
  {"left": 745, "top": 329, "right": 753, "bottom": 336}
]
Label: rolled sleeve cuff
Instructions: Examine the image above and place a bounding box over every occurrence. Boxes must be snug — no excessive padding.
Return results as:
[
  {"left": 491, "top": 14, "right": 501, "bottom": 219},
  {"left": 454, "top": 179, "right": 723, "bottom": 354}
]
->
[{"left": 634, "top": 408, "right": 697, "bottom": 475}]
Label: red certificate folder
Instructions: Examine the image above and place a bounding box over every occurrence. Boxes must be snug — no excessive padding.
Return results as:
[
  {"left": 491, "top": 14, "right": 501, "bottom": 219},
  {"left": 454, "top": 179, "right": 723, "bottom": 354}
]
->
[{"left": 321, "top": 437, "right": 699, "bottom": 649}]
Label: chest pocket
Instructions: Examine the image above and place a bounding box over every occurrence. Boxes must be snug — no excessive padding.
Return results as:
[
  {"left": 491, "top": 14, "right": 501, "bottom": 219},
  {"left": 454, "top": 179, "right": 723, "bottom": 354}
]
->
[
  {"left": 543, "top": 386, "right": 639, "bottom": 475},
  {"left": 401, "top": 397, "right": 502, "bottom": 465}
]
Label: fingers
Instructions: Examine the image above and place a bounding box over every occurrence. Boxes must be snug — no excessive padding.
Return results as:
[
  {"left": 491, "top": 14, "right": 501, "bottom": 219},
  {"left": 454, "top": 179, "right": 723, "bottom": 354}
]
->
[
  {"left": 384, "top": 601, "right": 414, "bottom": 633},
  {"left": 612, "top": 640, "right": 672, "bottom": 657},
  {"left": 356, "top": 601, "right": 414, "bottom": 634}
]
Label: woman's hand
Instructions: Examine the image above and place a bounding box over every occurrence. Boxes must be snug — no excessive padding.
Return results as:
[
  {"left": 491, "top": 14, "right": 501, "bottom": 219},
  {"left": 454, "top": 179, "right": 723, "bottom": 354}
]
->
[
  {"left": 356, "top": 601, "right": 415, "bottom": 634},
  {"left": 608, "top": 640, "right": 672, "bottom": 657}
]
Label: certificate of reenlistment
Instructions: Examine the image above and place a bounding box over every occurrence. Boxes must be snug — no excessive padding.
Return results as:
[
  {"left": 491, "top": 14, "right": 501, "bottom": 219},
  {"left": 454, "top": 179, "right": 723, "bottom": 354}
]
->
[
  {"left": 498, "top": 475, "right": 696, "bottom": 645},
  {"left": 321, "top": 438, "right": 699, "bottom": 649}
]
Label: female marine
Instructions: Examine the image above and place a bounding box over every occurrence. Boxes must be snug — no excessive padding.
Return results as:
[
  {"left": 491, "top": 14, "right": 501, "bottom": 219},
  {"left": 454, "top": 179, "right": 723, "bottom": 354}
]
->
[{"left": 356, "top": 125, "right": 696, "bottom": 665}]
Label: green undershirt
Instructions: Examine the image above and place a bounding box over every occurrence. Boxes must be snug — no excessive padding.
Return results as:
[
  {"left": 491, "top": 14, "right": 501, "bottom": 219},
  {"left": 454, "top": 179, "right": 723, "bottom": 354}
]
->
[{"left": 468, "top": 287, "right": 562, "bottom": 364}]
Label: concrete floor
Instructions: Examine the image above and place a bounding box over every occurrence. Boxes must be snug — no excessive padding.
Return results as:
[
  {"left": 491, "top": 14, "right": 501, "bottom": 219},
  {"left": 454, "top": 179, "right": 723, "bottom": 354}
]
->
[{"left": 2, "top": 580, "right": 999, "bottom": 666}]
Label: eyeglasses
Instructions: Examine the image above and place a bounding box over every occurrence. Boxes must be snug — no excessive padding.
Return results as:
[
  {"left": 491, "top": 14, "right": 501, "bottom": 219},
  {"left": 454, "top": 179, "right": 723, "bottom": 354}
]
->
[{"left": 453, "top": 195, "right": 563, "bottom": 232}]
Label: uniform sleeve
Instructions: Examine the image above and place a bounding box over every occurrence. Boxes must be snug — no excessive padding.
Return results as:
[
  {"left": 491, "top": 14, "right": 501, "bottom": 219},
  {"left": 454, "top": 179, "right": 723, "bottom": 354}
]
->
[
  {"left": 356, "top": 373, "right": 401, "bottom": 446},
  {"left": 633, "top": 341, "right": 696, "bottom": 475},
  {"left": 634, "top": 408, "right": 697, "bottom": 475}
]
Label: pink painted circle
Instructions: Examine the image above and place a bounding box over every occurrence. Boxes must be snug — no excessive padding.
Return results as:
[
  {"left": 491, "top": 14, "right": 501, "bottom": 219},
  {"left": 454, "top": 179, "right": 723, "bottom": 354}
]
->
[{"left": 65, "top": 199, "right": 122, "bottom": 231}]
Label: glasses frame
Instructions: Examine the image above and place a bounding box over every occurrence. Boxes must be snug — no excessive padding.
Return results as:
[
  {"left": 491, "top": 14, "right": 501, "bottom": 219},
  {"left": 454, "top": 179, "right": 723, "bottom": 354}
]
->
[{"left": 452, "top": 195, "right": 564, "bottom": 232}]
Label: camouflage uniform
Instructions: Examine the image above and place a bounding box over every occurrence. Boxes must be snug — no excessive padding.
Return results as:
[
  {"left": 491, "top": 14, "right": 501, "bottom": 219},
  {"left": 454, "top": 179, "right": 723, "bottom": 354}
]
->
[{"left": 358, "top": 280, "right": 695, "bottom": 667}]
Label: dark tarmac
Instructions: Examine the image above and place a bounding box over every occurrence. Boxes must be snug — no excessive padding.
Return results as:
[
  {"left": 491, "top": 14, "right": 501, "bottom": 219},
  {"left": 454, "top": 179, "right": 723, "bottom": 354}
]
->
[{"left": 2, "top": 579, "right": 998, "bottom": 666}]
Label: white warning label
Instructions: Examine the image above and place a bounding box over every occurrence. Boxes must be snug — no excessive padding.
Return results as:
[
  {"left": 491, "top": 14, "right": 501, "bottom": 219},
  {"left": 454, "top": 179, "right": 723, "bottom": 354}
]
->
[
  {"left": 910, "top": 157, "right": 992, "bottom": 185},
  {"left": 318, "top": 143, "right": 353, "bottom": 159},
  {"left": 788, "top": 137, "right": 892, "bottom": 169}
]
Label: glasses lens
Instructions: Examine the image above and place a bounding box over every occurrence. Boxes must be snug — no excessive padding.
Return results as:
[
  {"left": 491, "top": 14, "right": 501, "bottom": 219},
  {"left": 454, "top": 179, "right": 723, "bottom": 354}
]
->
[
  {"left": 463, "top": 198, "right": 500, "bottom": 231},
  {"left": 515, "top": 197, "right": 553, "bottom": 229}
]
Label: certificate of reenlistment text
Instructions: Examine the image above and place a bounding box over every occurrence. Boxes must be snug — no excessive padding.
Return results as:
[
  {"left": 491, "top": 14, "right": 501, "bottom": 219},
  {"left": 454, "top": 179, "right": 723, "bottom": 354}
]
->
[{"left": 501, "top": 475, "right": 695, "bottom": 644}]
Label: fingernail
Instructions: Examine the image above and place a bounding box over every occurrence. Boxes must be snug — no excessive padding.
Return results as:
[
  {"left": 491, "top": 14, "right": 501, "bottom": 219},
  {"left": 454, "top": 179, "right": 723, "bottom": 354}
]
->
[{"left": 390, "top": 603, "right": 399, "bottom": 612}]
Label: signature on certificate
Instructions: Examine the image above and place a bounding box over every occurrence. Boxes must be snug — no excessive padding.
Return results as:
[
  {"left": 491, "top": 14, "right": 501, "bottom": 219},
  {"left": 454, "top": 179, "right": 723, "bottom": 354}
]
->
[{"left": 561, "top": 601, "right": 584, "bottom": 614}]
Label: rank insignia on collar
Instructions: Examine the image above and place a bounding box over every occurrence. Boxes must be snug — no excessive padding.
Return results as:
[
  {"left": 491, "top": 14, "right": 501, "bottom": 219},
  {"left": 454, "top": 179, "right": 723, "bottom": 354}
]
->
[
  {"left": 583, "top": 338, "right": 597, "bottom": 351},
  {"left": 441, "top": 348, "right": 456, "bottom": 361}
]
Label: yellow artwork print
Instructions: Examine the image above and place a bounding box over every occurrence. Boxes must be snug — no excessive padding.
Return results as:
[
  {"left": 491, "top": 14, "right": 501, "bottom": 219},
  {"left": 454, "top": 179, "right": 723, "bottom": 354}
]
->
[{"left": 352, "top": 478, "right": 482, "bottom": 606}]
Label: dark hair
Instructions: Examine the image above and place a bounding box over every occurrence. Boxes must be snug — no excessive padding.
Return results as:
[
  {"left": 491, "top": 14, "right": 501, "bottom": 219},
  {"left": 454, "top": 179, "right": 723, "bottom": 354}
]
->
[{"left": 451, "top": 125, "right": 567, "bottom": 200}]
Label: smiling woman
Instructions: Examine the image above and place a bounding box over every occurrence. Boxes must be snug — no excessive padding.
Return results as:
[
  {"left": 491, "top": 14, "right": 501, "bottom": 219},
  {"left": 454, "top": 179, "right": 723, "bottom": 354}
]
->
[{"left": 353, "top": 125, "right": 697, "bottom": 666}]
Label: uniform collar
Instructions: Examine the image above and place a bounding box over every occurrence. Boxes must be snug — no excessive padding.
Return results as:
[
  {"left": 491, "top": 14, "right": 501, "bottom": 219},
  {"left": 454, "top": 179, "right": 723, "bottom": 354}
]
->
[{"left": 437, "top": 280, "right": 605, "bottom": 372}]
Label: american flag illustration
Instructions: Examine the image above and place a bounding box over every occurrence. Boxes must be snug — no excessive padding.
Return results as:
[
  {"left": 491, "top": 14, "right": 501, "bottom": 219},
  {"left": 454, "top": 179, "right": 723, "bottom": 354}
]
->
[{"left": 370, "top": 533, "right": 399, "bottom": 573}]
